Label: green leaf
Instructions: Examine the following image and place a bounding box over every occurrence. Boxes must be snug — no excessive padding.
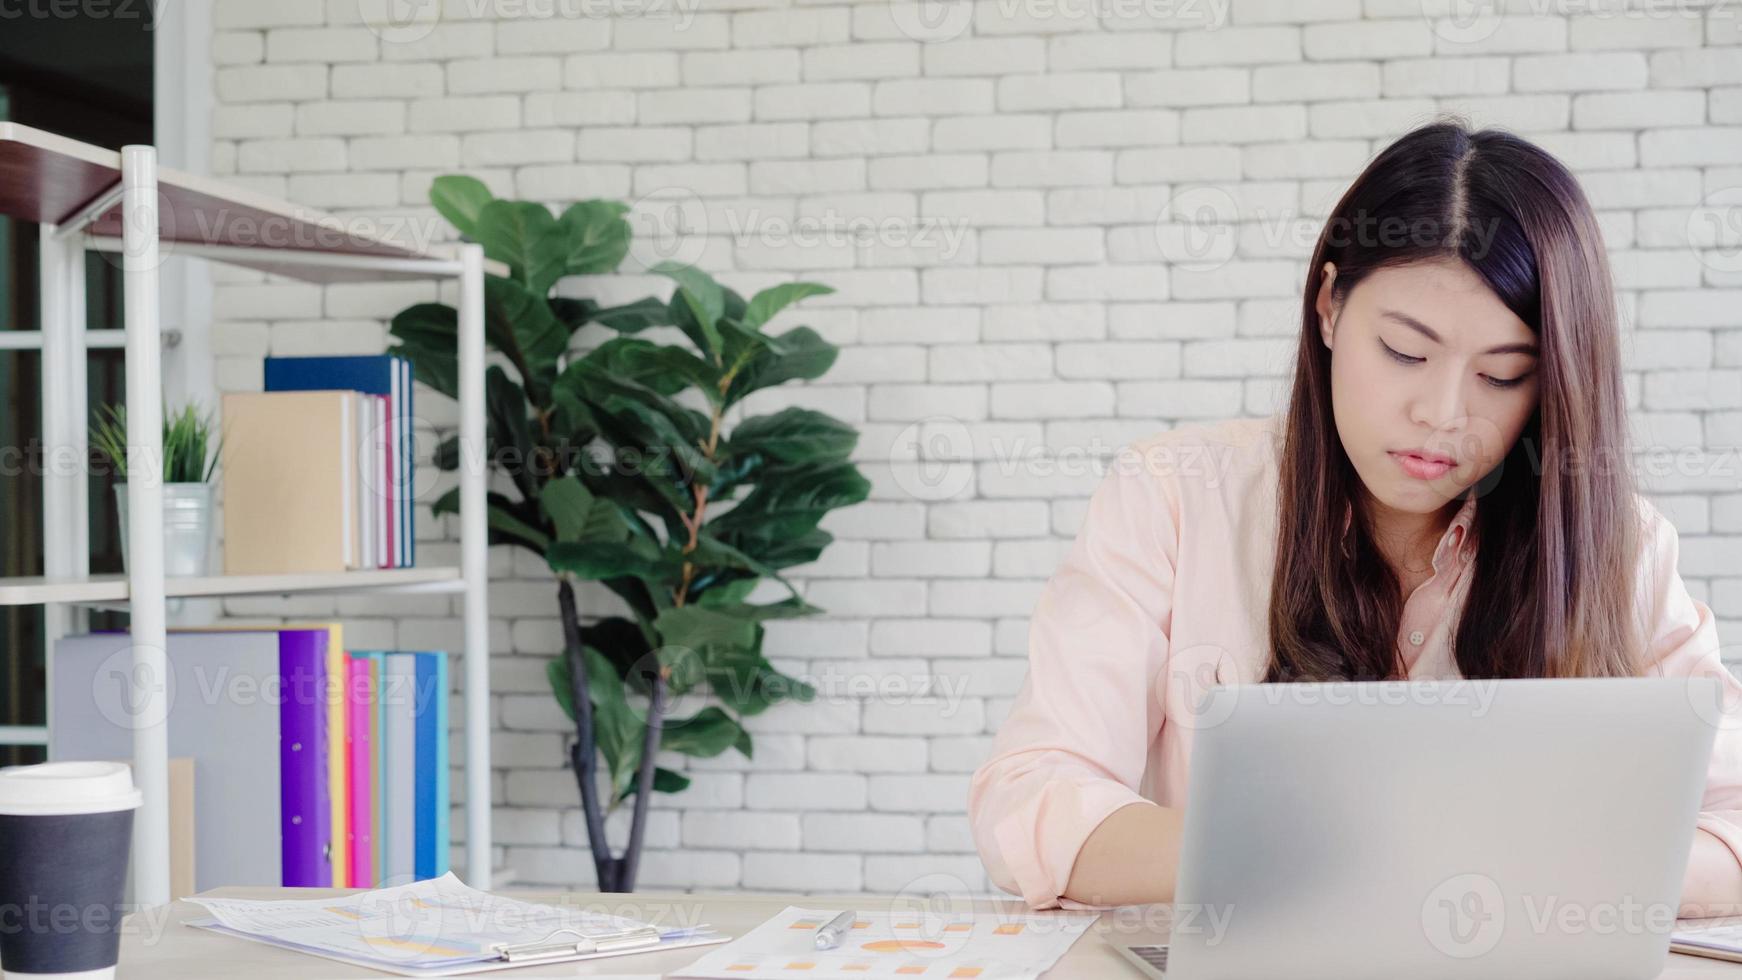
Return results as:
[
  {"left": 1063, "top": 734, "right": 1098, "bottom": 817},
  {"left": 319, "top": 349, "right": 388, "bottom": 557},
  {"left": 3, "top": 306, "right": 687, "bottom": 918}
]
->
[
  {"left": 547, "top": 539, "right": 670, "bottom": 583},
  {"left": 588, "top": 297, "right": 672, "bottom": 335},
  {"left": 388, "top": 303, "right": 459, "bottom": 401},
  {"left": 741, "top": 282, "right": 834, "bottom": 332},
  {"left": 429, "top": 175, "right": 494, "bottom": 238},
  {"left": 696, "top": 576, "right": 759, "bottom": 608},
  {"left": 579, "top": 645, "right": 646, "bottom": 802},
  {"left": 475, "top": 200, "right": 566, "bottom": 296},
  {"left": 616, "top": 767, "right": 689, "bottom": 802},
  {"left": 540, "top": 475, "right": 595, "bottom": 544},
  {"left": 547, "top": 656, "right": 576, "bottom": 723},
  {"left": 727, "top": 408, "right": 857, "bottom": 465},
  {"left": 432, "top": 488, "right": 552, "bottom": 552},
  {"left": 486, "top": 365, "right": 537, "bottom": 499},
  {"left": 652, "top": 261, "right": 724, "bottom": 357},
  {"left": 559, "top": 200, "right": 632, "bottom": 276},
  {"left": 657, "top": 706, "right": 743, "bottom": 758},
  {"left": 484, "top": 276, "right": 568, "bottom": 407},
  {"left": 581, "top": 337, "right": 721, "bottom": 402},
  {"left": 709, "top": 460, "right": 870, "bottom": 540},
  {"left": 654, "top": 604, "right": 758, "bottom": 657},
  {"left": 725, "top": 325, "right": 838, "bottom": 406}
]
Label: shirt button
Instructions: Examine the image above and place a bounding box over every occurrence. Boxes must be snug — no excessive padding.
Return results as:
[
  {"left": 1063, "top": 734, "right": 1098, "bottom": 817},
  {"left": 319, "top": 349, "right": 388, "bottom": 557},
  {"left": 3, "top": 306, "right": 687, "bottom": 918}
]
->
[{"left": 1408, "top": 630, "right": 1425, "bottom": 646}]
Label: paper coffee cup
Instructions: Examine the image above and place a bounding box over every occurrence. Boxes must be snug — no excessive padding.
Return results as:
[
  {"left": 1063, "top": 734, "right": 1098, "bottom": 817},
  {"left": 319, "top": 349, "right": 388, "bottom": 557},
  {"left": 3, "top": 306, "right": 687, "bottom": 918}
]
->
[{"left": 0, "top": 762, "right": 143, "bottom": 980}]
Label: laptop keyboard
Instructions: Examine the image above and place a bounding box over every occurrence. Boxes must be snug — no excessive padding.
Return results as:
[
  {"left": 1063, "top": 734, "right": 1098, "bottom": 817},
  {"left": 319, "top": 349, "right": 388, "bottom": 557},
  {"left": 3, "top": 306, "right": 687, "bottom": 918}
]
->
[{"left": 1130, "top": 944, "right": 1169, "bottom": 970}]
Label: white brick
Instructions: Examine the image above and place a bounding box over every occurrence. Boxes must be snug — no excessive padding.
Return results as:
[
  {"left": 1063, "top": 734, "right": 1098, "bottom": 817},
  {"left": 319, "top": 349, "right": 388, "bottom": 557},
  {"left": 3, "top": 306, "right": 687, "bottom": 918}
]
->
[
  {"left": 1516, "top": 53, "right": 1649, "bottom": 92},
  {"left": 928, "top": 37, "right": 1048, "bottom": 75},
  {"left": 266, "top": 27, "right": 379, "bottom": 63},
  {"left": 1126, "top": 68, "right": 1251, "bottom": 106},
  {"left": 757, "top": 83, "right": 873, "bottom": 120},
  {"left": 409, "top": 97, "right": 522, "bottom": 133},
  {"left": 295, "top": 100, "right": 404, "bottom": 136},
  {"left": 496, "top": 18, "right": 611, "bottom": 54},
  {"left": 803, "top": 813, "right": 924, "bottom": 852},
  {"left": 874, "top": 78, "right": 995, "bottom": 116},
  {"left": 1182, "top": 105, "right": 1308, "bottom": 143},
  {"left": 331, "top": 63, "right": 441, "bottom": 99},
  {"left": 746, "top": 773, "right": 868, "bottom": 810},
  {"left": 1253, "top": 62, "right": 1381, "bottom": 102},
  {"left": 566, "top": 52, "right": 681, "bottom": 88},
  {"left": 217, "top": 65, "right": 327, "bottom": 103},
  {"left": 1382, "top": 57, "right": 1511, "bottom": 96},
  {"left": 933, "top": 114, "right": 1051, "bottom": 152},
  {"left": 682, "top": 810, "right": 801, "bottom": 850},
  {"left": 448, "top": 58, "right": 562, "bottom": 94},
  {"left": 998, "top": 72, "right": 1121, "bottom": 111},
  {"left": 1174, "top": 25, "right": 1301, "bottom": 66}
]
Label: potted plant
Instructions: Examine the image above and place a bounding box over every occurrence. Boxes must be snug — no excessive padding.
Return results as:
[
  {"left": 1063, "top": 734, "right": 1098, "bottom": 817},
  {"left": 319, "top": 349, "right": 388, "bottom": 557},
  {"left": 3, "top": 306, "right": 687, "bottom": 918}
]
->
[
  {"left": 389, "top": 177, "right": 869, "bottom": 891},
  {"left": 91, "top": 402, "right": 224, "bottom": 577}
]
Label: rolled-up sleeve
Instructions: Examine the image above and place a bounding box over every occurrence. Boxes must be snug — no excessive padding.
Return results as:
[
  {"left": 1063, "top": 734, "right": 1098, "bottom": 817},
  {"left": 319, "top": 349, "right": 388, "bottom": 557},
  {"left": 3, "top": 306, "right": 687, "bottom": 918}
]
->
[
  {"left": 1637, "top": 499, "right": 1742, "bottom": 872},
  {"left": 967, "top": 451, "right": 1178, "bottom": 910}
]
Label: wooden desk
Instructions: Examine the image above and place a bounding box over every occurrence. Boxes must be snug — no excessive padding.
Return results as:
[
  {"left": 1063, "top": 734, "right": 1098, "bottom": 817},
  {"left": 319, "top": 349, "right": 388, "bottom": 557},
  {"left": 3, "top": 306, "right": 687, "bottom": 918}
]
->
[{"left": 117, "top": 887, "right": 1742, "bottom": 978}]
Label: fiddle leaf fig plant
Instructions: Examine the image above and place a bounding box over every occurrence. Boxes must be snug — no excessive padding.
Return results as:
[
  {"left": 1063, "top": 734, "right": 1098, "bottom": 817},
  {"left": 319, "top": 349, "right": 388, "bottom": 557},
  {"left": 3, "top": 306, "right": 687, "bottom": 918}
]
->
[{"left": 389, "top": 176, "right": 869, "bottom": 891}]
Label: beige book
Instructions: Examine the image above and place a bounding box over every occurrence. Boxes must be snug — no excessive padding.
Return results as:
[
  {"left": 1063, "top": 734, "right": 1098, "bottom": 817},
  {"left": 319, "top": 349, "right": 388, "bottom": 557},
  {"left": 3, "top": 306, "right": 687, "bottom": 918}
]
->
[{"left": 222, "top": 391, "right": 355, "bottom": 574}]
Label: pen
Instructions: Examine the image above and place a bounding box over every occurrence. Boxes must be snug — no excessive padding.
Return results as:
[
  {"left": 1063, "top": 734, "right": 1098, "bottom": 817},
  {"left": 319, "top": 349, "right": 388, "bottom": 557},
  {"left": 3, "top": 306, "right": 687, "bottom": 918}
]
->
[{"left": 814, "top": 910, "right": 855, "bottom": 950}]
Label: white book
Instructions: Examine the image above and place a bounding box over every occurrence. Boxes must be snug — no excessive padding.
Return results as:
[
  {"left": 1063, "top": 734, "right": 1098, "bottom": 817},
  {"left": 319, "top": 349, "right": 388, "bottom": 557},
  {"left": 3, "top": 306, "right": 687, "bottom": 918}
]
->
[
  {"left": 380, "top": 652, "right": 419, "bottom": 885},
  {"left": 354, "top": 391, "right": 371, "bottom": 570},
  {"left": 51, "top": 631, "right": 284, "bottom": 892},
  {"left": 376, "top": 395, "right": 391, "bottom": 568}
]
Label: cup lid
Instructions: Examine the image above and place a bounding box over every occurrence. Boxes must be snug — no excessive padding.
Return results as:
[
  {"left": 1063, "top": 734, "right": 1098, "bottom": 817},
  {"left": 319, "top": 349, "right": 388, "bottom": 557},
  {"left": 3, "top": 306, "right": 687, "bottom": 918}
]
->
[{"left": 0, "top": 761, "right": 144, "bottom": 816}]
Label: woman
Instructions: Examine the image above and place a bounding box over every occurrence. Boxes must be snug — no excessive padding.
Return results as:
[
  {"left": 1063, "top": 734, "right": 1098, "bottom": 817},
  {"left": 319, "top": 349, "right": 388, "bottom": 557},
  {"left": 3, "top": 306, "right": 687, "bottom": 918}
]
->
[{"left": 967, "top": 119, "right": 1742, "bottom": 915}]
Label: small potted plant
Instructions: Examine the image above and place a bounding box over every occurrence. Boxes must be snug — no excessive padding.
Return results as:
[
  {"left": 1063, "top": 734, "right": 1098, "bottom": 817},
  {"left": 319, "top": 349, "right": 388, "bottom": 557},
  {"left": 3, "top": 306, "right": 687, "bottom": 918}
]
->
[{"left": 92, "top": 402, "right": 223, "bottom": 577}]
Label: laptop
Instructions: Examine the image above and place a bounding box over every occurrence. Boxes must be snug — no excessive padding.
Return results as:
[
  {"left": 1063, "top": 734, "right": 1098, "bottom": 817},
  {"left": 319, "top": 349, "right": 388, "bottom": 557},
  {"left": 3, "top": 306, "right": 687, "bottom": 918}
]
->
[{"left": 1117, "top": 677, "right": 1723, "bottom": 980}]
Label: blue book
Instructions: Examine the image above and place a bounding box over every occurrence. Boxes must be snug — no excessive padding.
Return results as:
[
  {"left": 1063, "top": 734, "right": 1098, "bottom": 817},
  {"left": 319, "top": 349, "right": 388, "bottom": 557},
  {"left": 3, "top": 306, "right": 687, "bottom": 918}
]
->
[
  {"left": 412, "top": 651, "right": 450, "bottom": 879},
  {"left": 264, "top": 355, "right": 412, "bottom": 569}
]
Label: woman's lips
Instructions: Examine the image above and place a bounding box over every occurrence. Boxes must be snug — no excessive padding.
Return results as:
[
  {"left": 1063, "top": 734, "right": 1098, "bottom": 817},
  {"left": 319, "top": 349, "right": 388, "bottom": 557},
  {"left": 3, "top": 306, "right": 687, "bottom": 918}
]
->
[{"left": 1390, "top": 451, "right": 1454, "bottom": 480}]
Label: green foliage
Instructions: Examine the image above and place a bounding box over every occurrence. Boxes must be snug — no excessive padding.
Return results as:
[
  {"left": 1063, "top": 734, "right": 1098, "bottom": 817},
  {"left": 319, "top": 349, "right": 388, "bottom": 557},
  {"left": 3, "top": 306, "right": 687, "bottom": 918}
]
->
[
  {"left": 91, "top": 402, "right": 223, "bottom": 484},
  {"left": 394, "top": 176, "right": 868, "bottom": 809}
]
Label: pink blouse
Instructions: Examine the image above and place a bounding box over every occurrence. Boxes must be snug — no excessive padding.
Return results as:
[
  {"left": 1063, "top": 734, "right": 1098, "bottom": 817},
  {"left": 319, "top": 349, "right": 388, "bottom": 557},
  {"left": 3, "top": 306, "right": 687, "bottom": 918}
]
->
[{"left": 968, "top": 413, "right": 1742, "bottom": 910}]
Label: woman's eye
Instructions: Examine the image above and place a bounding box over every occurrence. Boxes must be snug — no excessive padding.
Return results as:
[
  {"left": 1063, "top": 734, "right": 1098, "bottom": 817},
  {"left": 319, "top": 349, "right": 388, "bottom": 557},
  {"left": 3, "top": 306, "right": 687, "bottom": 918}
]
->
[
  {"left": 1483, "top": 374, "right": 1527, "bottom": 390},
  {"left": 1380, "top": 340, "right": 1422, "bottom": 365}
]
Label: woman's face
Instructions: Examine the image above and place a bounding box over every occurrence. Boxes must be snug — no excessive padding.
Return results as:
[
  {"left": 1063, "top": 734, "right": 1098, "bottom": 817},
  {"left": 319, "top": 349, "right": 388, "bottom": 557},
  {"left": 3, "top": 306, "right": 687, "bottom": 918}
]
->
[{"left": 1316, "top": 256, "right": 1542, "bottom": 517}]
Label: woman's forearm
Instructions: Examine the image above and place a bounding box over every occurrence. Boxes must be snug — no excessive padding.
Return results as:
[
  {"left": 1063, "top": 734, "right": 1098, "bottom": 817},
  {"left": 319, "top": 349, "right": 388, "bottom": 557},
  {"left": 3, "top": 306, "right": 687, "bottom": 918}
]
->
[
  {"left": 1681, "top": 828, "right": 1742, "bottom": 918},
  {"left": 1062, "top": 801, "right": 1186, "bottom": 907}
]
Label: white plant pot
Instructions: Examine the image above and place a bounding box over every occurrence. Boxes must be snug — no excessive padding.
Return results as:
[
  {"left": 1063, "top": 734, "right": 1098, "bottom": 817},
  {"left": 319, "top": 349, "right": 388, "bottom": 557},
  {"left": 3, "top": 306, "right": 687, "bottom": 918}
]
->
[{"left": 114, "top": 482, "right": 215, "bottom": 578}]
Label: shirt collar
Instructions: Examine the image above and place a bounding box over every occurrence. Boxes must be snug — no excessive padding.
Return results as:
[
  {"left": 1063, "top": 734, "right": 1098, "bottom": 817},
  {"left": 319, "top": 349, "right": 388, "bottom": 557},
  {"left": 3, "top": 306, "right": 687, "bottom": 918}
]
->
[{"left": 1339, "top": 493, "right": 1479, "bottom": 571}]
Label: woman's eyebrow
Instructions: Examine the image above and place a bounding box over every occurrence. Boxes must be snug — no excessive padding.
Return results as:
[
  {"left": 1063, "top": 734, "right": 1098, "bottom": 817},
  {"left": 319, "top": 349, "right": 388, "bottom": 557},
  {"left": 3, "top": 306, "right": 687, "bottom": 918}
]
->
[{"left": 1380, "top": 309, "right": 1539, "bottom": 357}]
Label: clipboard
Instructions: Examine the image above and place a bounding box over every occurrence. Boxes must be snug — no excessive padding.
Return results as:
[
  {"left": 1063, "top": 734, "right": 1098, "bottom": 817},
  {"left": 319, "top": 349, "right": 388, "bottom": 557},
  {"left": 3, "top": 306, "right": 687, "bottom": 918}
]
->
[
  {"left": 186, "top": 917, "right": 731, "bottom": 977},
  {"left": 1669, "top": 918, "right": 1742, "bottom": 966}
]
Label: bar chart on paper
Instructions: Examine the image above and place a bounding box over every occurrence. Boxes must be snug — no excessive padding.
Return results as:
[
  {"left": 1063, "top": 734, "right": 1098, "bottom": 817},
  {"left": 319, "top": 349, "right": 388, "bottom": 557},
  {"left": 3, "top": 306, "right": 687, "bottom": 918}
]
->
[{"left": 673, "top": 905, "right": 1096, "bottom": 980}]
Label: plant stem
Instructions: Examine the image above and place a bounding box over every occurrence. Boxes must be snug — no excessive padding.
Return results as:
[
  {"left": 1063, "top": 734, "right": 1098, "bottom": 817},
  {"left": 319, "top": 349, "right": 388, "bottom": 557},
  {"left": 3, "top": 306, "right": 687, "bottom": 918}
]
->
[
  {"left": 619, "top": 674, "right": 665, "bottom": 891},
  {"left": 558, "top": 578, "right": 614, "bottom": 886}
]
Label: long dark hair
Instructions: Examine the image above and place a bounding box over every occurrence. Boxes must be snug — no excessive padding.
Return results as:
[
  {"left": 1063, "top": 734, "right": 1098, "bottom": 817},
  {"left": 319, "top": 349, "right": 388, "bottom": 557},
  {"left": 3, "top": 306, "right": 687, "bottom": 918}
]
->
[{"left": 1266, "top": 117, "right": 1644, "bottom": 682}]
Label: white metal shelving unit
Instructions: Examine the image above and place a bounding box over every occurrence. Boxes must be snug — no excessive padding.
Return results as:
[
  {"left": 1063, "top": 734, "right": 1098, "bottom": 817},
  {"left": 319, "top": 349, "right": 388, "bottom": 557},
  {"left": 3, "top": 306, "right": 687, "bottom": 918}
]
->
[{"left": 0, "top": 122, "right": 499, "bottom": 906}]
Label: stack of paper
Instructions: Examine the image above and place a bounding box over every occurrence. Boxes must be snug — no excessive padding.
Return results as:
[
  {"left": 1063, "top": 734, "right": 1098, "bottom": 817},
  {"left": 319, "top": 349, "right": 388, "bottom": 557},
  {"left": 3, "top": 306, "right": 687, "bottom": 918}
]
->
[
  {"left": 185, "top": 873, "right": 727, "bottom": 977},
  {"left": 673, "top": 905, "right": 1096, "bottom": 980}
]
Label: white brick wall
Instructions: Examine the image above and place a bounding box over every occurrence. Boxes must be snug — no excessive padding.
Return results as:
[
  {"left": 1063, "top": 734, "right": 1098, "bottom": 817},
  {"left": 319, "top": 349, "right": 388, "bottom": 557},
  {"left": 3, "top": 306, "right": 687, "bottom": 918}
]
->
[{"left": 204, "top": 0, "right": 1742, "bottom": 896}]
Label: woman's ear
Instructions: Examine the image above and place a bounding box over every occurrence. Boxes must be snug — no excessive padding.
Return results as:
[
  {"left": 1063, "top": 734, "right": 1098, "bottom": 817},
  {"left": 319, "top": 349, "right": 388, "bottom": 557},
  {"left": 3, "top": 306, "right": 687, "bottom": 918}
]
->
[{"left": 1315, "top": 261, "right": 1339, "bottom": 350}]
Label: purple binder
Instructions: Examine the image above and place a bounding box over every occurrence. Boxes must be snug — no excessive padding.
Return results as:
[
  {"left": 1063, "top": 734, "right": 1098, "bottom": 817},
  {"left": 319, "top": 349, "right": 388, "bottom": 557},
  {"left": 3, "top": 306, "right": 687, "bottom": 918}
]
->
[{"left": 279, "top": 629, "right": 333, "bottom": 887}]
